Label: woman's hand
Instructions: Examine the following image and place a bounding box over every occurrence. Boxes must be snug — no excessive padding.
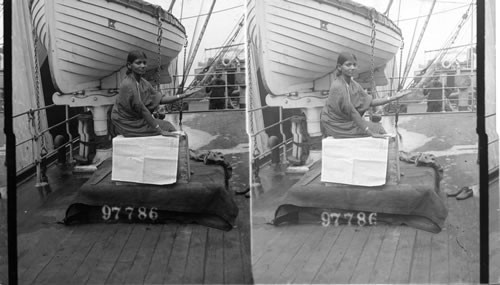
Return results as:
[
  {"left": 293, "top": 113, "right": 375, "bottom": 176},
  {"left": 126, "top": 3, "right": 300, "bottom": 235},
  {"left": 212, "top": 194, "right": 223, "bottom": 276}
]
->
[
  {"left": 160, "top": 130, "right": 180, "bottom": 137},
  {"left": 177, "top": 91, "right": 196, "bottom": 100},
  {"left": 371, "top": 133, "right": 391, "bottom": 139},
  {"left": 366, "top": 127, "right": 391, "bottom": 139},
  {"left": 393, "top": 89, "right": 412, "bottom": 100}
]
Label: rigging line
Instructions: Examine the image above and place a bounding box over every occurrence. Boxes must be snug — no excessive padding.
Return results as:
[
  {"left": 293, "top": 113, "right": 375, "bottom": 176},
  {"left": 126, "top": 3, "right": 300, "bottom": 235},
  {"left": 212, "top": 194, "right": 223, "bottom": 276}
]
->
[
  {"left": 168, "top": 0, "right": 176, "bottom": 12},
  {"left": 180, "top": 5, "right": 243, "bottom": 20},
  {"left": 219, "top": 14, "right": 244, "bottom": 50},
  {"left": 404, "top": 16, "right": 420, "bottom": 73},
  {"left": 187, "top": 2, "right": 206, "bottom": 64},
  {"left": 202, "top": 14, "right": 241, "bottom": 63},
  {"left": 384, "top": 0, "right": 394, "bottom": 15},
  {"left": 396, "top": 0, "right": 403, "bottom": 90},
  {"left": 207, "top": 15, "right": 244, "bottom": 66},
  {"left": 182, "top": 0, "right": 217, "bottom": 92},
  {"left": 435, "top": 3, "right": 473, "bottom": 59},
  {"left": 398, "top": 3, "right": 471, "bottom": 22},
  {"left": 407, "top": 2, "right": 472, "bottom": 88},
  {"left": 401, "top": 0, "right": 437, "bottom": 87},
  {"left": 424, "top": 42, "right": 476, "bottom": 53}
]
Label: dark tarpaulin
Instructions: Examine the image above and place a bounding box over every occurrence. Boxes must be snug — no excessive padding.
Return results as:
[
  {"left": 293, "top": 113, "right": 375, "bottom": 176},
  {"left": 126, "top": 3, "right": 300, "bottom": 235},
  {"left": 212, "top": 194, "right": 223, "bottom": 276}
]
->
[
  {"left": 63, "top": 159, "right": 238, "bottom": 231},
  {"left": 273, "top": 160, "right": 448, "bottom": 233}
]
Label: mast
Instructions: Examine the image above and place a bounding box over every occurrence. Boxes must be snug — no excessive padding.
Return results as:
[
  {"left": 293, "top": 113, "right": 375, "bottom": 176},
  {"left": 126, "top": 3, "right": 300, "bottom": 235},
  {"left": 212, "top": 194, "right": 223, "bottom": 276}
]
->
[
  {"left": 409, "top": 2, "right": 474, "bottom": 89},
  {"left": 400, "top": 0, "right": 437, "bottom": 87},
  {"left": 179, "top": 0, "right": 217, "bottom": 93}
]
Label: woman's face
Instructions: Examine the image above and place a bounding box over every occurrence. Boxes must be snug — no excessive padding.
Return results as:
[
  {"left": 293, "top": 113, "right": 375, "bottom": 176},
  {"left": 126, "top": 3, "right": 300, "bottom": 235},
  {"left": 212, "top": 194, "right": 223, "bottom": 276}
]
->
[
  {"left": 129, "top": 57, "right": 147, "bottom": 75},
  {"left": 339, "top": 60, "right": 357, "bottom": 77}
]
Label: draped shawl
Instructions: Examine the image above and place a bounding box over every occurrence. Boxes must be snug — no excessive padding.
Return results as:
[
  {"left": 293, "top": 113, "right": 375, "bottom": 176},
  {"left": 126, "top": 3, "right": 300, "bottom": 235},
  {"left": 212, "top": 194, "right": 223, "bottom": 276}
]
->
[
  {"left": 111, "top": 75, "right": 162, "bottom": 137},
  {"left": 320, "top": 76, "right": 373, "bottom": 138}
]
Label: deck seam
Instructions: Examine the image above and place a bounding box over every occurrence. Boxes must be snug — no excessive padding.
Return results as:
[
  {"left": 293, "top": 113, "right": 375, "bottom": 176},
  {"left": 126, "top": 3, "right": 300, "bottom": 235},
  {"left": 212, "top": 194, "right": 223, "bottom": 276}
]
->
[
  {"left": 310, "top": 225, "right": 345, "bottom": 283},
  {"left": 346, "top": 226, "right": 373, "bottom": 284},
  {"left": 76, "top": 225, "right": 120, "bottom": 284},
  {"left": 102, "top": 224, "right": 134, "bottom": 284}
]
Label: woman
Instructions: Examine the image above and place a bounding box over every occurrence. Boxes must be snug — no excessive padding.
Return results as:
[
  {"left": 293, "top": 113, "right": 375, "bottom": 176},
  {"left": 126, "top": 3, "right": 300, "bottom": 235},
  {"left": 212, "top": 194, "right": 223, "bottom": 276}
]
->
[
  {"left": 111, "top": 50, "right": 192, "bottom": 137},
  {"left": 320, "top": 52, "right": 408, "bottom": 138}
]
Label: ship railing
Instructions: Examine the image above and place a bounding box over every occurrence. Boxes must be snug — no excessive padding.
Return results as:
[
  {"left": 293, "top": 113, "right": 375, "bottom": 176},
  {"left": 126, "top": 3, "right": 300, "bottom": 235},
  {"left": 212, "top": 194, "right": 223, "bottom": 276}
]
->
[
  {"left": 369, "top": 85, "right": 476, "bottom": 115},
  {"left": 13, "top": 104, "right": 80, "bottom": 184},
  {"left": 247, "top": 105, "right": 293, "bottom": 167},
  {"left": 370, "top": 70, "right": 477, "bottom": 114},
  {"left": 161, "top": 70, "right": 246, "bottom": 112}
]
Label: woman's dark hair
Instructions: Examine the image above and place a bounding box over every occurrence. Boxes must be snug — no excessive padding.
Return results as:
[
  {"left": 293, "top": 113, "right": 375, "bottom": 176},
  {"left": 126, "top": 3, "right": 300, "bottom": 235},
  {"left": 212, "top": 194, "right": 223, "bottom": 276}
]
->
[
  {"left": 126, "top": 50, "right": 147, "bottom": 74},
  {"left": 337, "top": 52, "right": 357, "bottom": 66},
  {"left": 335, "top": 51, "right": 357, "bottom": 77}
]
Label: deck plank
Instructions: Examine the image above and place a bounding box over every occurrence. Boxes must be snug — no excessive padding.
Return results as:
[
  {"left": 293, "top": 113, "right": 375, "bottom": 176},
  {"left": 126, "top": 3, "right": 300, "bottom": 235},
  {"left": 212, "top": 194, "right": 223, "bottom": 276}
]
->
[
  {"left": 123, "top": 225, "right": 162, "bottom": 284},
  {"left": 292, "top": 226, "right": 341, "bottom": 284},
  {"left": 447, "top": 197, "right": 475, "bottom": 283},
  {"left": 163, "top": 225, "right": 193, "bottom": 284},
  {"left": 44, "top": 225, "right": 110, "bottom": 284},
  {"left": 183, "top": 225, "right": 208, "bottom": 284},
  {"left": 143, "top": 225, "right": 178, "bottom": 284},
  {"left": 463, "top": 196, "right": 480, "bottom": 283},
  {"left": 105, "top": 225, "right": 148, "bottom": 284},
  {"left": 236, "top": 195, "right": 253, "bottom": 284},
  {"left": 19, "top": 226, "right": 79, "bottom": 285},
  {"left": 85, "top": 225, "right": 134, "bottom": 284},
  {"left": 279, "top": 225, "right": 329, "bottom": 283},
  {"left": 69, "top": 224, "right": 120, "bottom": 284},
  {"left": 252, "top": 225, "right": 303, "bottom": 279},
  {"left": 203, "top": 228, "right": 225, "bottom": 284},
  {"left": 387, "top": 226, "right": 417, "bottom": 284},
  {"left": 409, "top": 229, "right": 433, "bottom": 283},
  {"left": 223, "top": 225, "right": 245, "bottom": 284},
  {"left": 349, "top": 226, "right": 387, "bottom": 284},
  {"left": 17, "top": 225, "right": 74, "bottom": 277},
  {"left": 251, "top": 226, "right": 285, "bottom": 264},
  {"left": 258, "top": 225, "right": 315, "bottom": 282},
  {"left": 312, "top": 226, "right": 356, "bottom": 284},
  {"left": 332, "top": 226, "right": 371, "bottom": 284},
  {"left": 429, "top": 227, "right": 450, "bottom": 283},
  {"left": 369, "top": 226, "right": 401, "bottom": 284},
  {"left": 28, "top": 229, "right": 87, "bottom": 285}
]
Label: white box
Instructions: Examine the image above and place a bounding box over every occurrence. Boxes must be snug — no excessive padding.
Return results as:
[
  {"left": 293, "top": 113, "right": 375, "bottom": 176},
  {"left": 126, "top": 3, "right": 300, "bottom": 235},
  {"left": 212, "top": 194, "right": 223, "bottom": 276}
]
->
[
  {"left": 112, "top": 135, "right": 179, "bottom": 185},
  {"left": 321, "top": 137, "right": 389, "bottom": 186}
]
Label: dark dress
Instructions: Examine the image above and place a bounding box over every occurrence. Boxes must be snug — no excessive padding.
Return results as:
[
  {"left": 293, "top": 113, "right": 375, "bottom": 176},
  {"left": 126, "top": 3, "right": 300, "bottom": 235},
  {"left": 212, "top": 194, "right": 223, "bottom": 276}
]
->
[
  {"left": 321, "top": 76, "right": 382, "bottom": 138},
  {"left": 111, "top": 75, "right": 175, "bottom": 137}
]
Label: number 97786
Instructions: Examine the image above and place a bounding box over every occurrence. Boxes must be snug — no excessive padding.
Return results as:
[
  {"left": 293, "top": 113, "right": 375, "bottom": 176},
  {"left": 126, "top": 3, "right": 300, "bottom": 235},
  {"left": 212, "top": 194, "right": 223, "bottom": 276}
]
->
[{"left": 320, "top": 211, "right": 377, "bottom": 227}]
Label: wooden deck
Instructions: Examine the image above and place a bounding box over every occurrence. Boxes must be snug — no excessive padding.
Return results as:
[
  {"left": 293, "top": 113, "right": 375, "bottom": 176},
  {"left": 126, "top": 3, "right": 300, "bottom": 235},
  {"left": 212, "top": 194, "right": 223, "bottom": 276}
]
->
[
  {"left": 252, "top": 154, "right": 479, "bottom": 284},
  {"left": 15, "top": 157, "right": 251, "bottom": 285},
  {"left": 252, "top": 114, "right": 481, "bottom": 284},
  {"left": 16, "top": 158, "right": 251, "bottom": 284},
  {"left": 15, "top": 112, "right": 252, "bottom": 284}
]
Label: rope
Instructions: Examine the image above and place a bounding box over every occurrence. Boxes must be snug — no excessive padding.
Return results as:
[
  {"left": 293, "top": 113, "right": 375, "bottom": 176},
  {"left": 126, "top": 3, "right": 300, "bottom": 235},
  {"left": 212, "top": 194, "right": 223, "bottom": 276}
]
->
[
  {"left": 369, "top": 10, "right": 377, "bottom": 97},
  {"left": 247, "top": 41, "right": 260, "bottom": 159},
  {"left": 248, "top": 40, "right": 262, "bottom": 194},
  {"left": 32, "top": 24, "right": 48, "bottom": 170},
  {"left": 368, "top": 9, "right": 381, "bottom": 121},
  {"left": 155, "top": 6, "right": 163, "bottom": 90}
]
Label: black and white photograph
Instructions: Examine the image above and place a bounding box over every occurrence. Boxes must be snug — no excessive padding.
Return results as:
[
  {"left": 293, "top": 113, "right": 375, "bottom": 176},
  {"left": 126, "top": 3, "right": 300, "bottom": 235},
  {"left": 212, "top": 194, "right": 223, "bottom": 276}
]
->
[
  {"left": 6, "top": 0, "right": 251, "bottom": 284},
  {"left": 248, "top": 0, "right": 497, "bottom": 283},
  {"left": 1, "top": 0, "right": 500, "bottom": 284}
]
